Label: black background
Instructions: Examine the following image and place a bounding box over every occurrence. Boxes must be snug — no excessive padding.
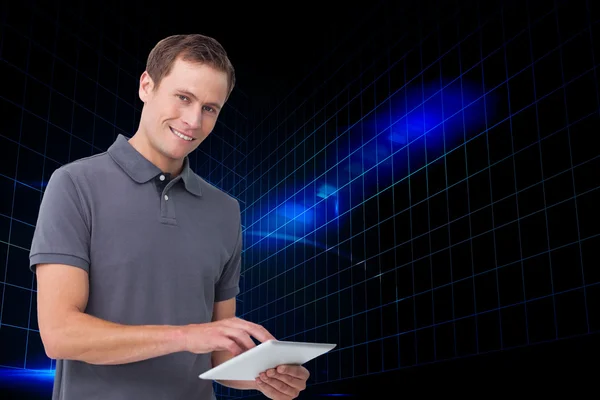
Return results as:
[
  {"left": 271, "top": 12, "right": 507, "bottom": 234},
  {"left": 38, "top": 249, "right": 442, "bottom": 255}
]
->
[{"left": 1, "top": 0, "right": 599, "bottom": 398}]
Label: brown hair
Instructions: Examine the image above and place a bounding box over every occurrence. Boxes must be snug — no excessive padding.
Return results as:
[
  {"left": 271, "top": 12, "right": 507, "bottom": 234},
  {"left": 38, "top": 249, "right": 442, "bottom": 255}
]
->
[{"left": 145, "top": 34, "right": 236, "bottom": 96}]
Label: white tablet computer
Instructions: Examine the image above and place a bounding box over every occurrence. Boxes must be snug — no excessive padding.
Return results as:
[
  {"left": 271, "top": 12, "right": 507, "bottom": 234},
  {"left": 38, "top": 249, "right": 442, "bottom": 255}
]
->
[{"left": 199, "top": 340, "right": 336, "bottom": 381}]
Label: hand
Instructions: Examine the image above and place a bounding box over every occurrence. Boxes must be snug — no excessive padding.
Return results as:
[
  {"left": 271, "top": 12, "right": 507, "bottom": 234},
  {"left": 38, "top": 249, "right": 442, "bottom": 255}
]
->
[
  {"left": 182, "top": 317, "right": 276, "bottom": 356},
  {"left": 255, "top": 365, "right": 310, "bottom": 399}
]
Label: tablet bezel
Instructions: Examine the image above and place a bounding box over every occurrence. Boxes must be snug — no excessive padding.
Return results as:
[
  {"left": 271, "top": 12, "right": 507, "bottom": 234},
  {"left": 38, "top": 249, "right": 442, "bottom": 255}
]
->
[{"left": 199, "top": 340, "right": 336, "bottom": 381}]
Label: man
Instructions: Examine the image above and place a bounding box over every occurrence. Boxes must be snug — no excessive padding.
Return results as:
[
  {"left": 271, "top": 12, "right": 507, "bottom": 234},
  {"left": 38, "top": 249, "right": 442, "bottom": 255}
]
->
[{"left": 29, "top": 34, "right": 309, "bottom": 400}]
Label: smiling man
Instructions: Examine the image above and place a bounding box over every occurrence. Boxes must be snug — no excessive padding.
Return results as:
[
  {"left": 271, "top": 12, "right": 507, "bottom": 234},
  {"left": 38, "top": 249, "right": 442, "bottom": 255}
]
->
[{"left": 29, "top": 34, "right": 309, "bottom": 400}]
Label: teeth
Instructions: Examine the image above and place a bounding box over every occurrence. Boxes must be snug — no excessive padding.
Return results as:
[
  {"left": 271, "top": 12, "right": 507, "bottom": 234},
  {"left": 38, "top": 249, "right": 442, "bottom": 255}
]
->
[{"left": 171, "top": 128, "right": 193, "bottom": 141}]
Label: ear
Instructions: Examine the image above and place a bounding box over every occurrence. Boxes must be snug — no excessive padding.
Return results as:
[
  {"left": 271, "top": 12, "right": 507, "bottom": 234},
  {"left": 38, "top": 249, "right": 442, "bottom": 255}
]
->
[{"left": 138, "top": 71, "right": 154, "bottom": 103}]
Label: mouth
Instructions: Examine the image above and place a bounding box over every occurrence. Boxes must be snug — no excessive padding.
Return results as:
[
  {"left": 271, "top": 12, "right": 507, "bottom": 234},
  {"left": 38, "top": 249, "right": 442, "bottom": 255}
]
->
[{"left": 169, "top": 127, "right": 195, "bottom": 142}]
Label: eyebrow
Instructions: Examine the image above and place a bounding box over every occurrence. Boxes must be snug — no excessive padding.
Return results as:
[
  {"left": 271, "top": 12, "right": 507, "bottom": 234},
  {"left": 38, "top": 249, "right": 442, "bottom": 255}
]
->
[{"left": 177, "top": 89, "right": 222, "bottom": 111}]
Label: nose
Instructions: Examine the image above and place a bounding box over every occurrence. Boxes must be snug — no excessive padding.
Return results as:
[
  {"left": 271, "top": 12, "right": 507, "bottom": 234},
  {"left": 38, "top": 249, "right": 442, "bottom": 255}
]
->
[{"left": 182, "top": 107, "right": 202, "bottom": 130}]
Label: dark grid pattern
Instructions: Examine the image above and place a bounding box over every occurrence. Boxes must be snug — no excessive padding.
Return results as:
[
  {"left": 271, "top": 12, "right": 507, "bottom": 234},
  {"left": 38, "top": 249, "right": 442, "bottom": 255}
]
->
[
  {"left": 0, "top": 0, "right": 598, "bottom": 399},
  {"left": 225, "top": 0, "right": 599, "bottom": 396},
  {"left": 0, "top": 0, "right": 250, "bottom": 373}
]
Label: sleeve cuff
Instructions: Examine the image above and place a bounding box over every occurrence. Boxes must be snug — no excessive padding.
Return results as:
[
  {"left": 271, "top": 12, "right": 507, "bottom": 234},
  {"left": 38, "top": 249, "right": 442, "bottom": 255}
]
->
[
  {"left": 29, "top": 253, "right": 90, "bottom": 273},
  {"left": 215, "top": 286, "right": 240, "bottom": 302}
]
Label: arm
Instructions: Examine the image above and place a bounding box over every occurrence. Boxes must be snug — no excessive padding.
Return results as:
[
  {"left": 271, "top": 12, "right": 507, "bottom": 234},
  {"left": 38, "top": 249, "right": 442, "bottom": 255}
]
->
[
  {"left": 211, "top": 298, "right": 260, "bottom": 391},
  {"left": 32, "top": 169, "right": 273, "bottom": 366},
  {"left": 36, "top": 263, "right": 186, "bottom": 365},
  {"left": 32, "top": 169, "right": 186, "bottom": 365},
  {"left": 36, "top": 265, "right": 272, "bottom": 366}
]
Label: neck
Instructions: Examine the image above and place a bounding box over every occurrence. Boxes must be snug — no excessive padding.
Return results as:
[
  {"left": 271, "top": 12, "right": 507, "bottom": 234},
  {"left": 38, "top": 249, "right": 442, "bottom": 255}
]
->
[{"left": 128, "top": 130, "right": 184, "bottom": 176}]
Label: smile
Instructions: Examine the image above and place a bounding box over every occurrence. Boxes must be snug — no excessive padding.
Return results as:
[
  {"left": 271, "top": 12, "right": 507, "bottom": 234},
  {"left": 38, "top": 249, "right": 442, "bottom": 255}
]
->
[{"left": 170, "top": 127, "right": 195, "bottom": 141}]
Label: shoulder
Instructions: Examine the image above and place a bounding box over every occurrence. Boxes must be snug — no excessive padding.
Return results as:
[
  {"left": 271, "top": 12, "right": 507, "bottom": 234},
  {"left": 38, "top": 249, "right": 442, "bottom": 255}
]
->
[
  {"left": 195, "top": 173, "right": 241, "bottom": 212},
  {"left": 52, "top": 151, "right": 112, "bottom": 181},
  {"left": 45, "top": 151, "right": 114, "bottom": 200}
]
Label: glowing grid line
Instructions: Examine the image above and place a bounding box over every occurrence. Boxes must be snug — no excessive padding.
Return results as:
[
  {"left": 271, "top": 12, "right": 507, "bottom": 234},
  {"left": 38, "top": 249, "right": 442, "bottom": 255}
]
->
[
  {"left": 415, "top": 14, "right": 437, "bottom": 359},
  {"left": 237, "top": 2, "right": 598, "bottom": 378},
  {"left": 499, "top": 1, "right": 523, "bottom": 348},
  {"left": 232, "top": 7, "right": 558, "bottom": 207},
  {"left": 0, "top": 27, "right": 245, "bottom": 181},
  {"left": 588, "top": 0, "right": 600, "bottom": 111},
  {"left": 30, "top": 1, "right": 251, "bottom": 136},
  {"left": 249, "top": 238, "right": 599, "bottom": 344},
  {"left": 213, "top": 5, "right": 469, "bottom": 192},
  {"left": 387, "top": 47, "right": 403, "bottom": 366},
  {"left": 208, "top": 1, "right": 396, "bottom": 192},
  {"left": 554, "top": 0, "right": 590, "bottom": 333},
  {"left": 525, "top": 0, "right": 559, "bottom": 341},
  {"left": 0, "top": 10, "right": 31, "bottom": 339},
  {"left": 0, "top": 2, "right": 251, "bottom": 374},
  {"left": 239, "top": 9, "right": 582, "bottom": 234},
  {"left": 438, "top": 14, "right": 460, "bottom": 357},
  {"left": 359, "top": 62, "right": 370, "bottom": 371},
  {"left": 280, "top": 281, "right": 598, "bottom": 377},
  {"left": 240, "top": 140, "right": 600, "bottom": 312},
  {"left": 241, "top": 0, "right": 390, "bottom": 145},
  {"left": 237, "top": 105, "right": 596, "bottom": 357},
  {"left": 0, "top": 95, "right": 244, "bottom": 189},
  {"left": 23, "top": 2, "right": 60, "bottom": 371},
  {"left": 404, "top": 36, "right": 418, "bottom": 363},
  {"left": 242, "top": 61, "right": 598, "bottom": 264},
  {"left": 240, "top": 139, "right": 600, "bottom": 305},
  {"left": 375, "top": 50, "right": 388, "bottom": 372}
]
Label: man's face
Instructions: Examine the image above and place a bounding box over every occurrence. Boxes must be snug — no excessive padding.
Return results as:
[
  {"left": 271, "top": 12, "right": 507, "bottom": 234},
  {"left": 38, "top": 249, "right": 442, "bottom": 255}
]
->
[{"left": 138, "top": 57, "right": 229, "bottom": 161}]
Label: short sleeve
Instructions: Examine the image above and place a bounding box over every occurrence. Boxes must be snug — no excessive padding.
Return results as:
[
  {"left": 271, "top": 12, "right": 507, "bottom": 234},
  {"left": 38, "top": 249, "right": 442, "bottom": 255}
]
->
[
  {"left": 214, "top": 221, "right": 242, "bottom": 302},
  {"left": 29, "top": 167, "right": 91, "bottom": 273}
]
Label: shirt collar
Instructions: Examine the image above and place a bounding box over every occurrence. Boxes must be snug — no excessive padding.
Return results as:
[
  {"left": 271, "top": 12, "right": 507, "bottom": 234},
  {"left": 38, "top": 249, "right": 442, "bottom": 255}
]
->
[{"left": 107, "top": 134, "right": 203, "bottom": 197}]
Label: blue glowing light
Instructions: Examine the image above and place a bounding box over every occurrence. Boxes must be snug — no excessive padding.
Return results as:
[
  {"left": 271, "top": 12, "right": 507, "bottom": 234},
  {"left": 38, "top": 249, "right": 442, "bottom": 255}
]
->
[
  {"left": 16, "top": 180, "right": 47, "bottom": 190},
  {"left": 316, "top": 183, "right": 337, "bottom": 199},
  {"left": 0, "top": 367, "right": 55, "bottom": 390},
  {"left": 277, "top": 202, "right": 314, "bottom": 225},
  {"left": 360, "top": 79, "right": 494, "bottom": 173},
  {"left": 246, "top": 230, "right": 353, "bottom": 261},
  {"left": 248, "top": 79, "right": 495, "bottom": 260},
  {"left": 248, "top": 231, "right": 315, "bottom": 245}
]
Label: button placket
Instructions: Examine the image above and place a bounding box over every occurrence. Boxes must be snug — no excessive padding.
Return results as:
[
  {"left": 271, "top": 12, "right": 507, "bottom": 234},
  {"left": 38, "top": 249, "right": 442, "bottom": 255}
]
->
[{"left": 159, "top": 177, "right": 179, "bottom": 222}]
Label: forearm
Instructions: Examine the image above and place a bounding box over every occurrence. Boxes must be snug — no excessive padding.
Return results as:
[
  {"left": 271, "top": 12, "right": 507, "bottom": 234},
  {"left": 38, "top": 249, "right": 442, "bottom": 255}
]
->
[{"left": 45, "top": 310, "right": 186, "bottom": 365}]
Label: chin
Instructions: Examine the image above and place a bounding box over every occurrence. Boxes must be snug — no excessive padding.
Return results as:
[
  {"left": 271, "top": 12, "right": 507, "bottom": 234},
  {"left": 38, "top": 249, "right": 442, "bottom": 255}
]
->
[{"left": 162, "top": 145, "right": 192, "bottom": 161}]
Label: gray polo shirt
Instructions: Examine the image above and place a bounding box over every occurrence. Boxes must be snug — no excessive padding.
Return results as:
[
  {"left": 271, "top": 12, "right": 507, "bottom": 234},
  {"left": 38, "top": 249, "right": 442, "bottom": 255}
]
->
[{"left": 29, "top": 134, "right": 242, "bottom": 400}]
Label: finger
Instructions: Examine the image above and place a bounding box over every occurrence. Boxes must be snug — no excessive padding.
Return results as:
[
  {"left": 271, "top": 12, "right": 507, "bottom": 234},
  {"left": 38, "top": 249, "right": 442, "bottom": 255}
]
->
[
  {"left": 226, "top": 318, "right": 276, "bottom": 342},
  {"left": 265, "top": 369, "right": 306, "bottom": 390},
  {"left": 276, "top": 365, "right": 310, "bottom": 380},
  {"left": 250, "top": 321, "right": 276, "bottom": 341},
  {"left": 241, "top": 320, "right": 276, "bottom": 342},
  {"left": 259, "top": 372, "right": 299, "bottom": 397},
  {"left": 225, "top": 327, "right": 256, "bottom": 352},
  {"left": 256, "top": 380, "right": 288, "bottom": 400},
  {"left": 256, "top": 375, "right": 295, "bottom": 399},
  {"left": 219, "top": 338, "right": 243, "bottom": 356}
]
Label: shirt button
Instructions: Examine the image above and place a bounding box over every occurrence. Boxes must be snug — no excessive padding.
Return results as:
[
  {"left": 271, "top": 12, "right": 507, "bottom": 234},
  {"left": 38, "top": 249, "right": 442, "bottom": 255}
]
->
[
  {"left": 164, "top": 195, "right": 169, "bottom": 201},
  {"left": 159, "top": 175, "right": 165, "bottom": 181}
]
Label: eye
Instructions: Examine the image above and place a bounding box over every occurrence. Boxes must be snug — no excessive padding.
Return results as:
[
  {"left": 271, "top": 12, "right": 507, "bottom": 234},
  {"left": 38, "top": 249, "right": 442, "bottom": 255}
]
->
[
  {"left": 202, "top": 105, "right": 216, "bottom": 113},
  {"left": 177, "top": 94, "right": 190, "bottom": 102}
]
